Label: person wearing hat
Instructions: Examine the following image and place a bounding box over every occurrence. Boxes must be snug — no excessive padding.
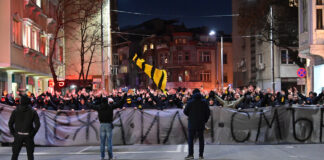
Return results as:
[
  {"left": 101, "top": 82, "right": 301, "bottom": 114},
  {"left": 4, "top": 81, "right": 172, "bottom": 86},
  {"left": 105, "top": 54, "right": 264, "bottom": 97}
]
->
[
  {"left": 8, "top": 94, "right": 40, "bottom": 160},
  {"left": 184, "top": 88, "right": 210, "bottom": 160},
  {"left": 89, "top": 91, "right": 126, "bottom": 160}
]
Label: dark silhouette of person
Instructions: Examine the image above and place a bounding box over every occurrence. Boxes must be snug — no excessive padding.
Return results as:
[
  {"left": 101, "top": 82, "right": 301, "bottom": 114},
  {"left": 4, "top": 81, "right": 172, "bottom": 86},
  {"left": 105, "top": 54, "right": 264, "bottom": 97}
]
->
[
  {"left": 8, "top": 94, "right": 40, "bottom": 160},
  {"left": 184, "top": 89, "right": 210, "bottom": 160}
]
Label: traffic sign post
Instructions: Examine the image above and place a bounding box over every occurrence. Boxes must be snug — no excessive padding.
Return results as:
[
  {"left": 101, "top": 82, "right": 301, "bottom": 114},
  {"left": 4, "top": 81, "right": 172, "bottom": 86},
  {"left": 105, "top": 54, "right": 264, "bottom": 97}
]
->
[{"left": 297, "top": 68, "right": 306, "bottom": 78}]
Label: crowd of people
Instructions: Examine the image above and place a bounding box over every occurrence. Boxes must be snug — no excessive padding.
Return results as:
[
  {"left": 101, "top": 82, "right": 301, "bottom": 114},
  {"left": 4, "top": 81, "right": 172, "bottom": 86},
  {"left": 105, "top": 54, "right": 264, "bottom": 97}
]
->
[{"left": 1, "top": 85, "right": 324, "bottom": 111}]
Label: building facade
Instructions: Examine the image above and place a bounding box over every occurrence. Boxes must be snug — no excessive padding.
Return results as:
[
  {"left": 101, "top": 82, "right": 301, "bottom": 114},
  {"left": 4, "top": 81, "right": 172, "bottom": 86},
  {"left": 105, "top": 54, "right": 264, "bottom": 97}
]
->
[
  {"left": 299, "top": 0, "right": 324, "bottom": 94},
  {"left": 64, "top": 0, "right": 118, "bottom": 91},
  {"left": 0, "top": 0, "right": 64, "bottom": 97},
  {"left": 232, "top": 0, "right": 301, "bottom": 91},
  {"left": 125, "top": 32, "right": 233, "bottom": 90}
]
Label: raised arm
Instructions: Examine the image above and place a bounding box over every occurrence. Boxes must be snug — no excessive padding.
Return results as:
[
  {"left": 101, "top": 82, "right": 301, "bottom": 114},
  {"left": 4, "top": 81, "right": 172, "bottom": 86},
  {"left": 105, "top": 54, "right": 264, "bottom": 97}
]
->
[{"left": 214, "top": 95, "right": 225, "bottom": 106}]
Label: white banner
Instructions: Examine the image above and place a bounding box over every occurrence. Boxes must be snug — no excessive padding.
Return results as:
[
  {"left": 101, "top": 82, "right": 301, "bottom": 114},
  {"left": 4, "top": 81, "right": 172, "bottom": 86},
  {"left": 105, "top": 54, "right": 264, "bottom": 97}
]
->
[{"left": 0, "top": 104, "right": 324, "bottom": 146}]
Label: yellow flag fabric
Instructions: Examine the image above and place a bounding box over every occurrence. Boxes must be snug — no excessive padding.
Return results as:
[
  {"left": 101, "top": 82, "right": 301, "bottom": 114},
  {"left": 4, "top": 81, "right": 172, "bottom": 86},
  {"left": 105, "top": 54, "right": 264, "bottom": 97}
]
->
[{"left": 132, "top": 53, "right": 167, "bottom": 94}]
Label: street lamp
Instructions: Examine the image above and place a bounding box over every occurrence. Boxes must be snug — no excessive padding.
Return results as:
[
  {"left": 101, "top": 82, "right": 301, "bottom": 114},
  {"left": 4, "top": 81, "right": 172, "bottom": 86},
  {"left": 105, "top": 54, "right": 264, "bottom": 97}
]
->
[{"left": 210, "top": 30, "right": 224, "bottom": 89}]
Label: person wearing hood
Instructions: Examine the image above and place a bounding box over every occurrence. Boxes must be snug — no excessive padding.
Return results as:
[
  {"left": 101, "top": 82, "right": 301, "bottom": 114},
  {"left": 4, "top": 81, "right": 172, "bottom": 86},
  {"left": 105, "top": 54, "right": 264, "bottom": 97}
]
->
[
  {"left": 143, "top": 94, "right": 155, "bottom": 109},
  {"left": 184, "top": 89, "right": 210, "bottom": 160},
  {"left": 123, "top": 97, "right": 137, "bottom": 110},
  {"left": 8, "top": 94, "right": 40, "bottom": 160},
  {"left": 88, "top": 92, "right": 126, "bottom": 160}
]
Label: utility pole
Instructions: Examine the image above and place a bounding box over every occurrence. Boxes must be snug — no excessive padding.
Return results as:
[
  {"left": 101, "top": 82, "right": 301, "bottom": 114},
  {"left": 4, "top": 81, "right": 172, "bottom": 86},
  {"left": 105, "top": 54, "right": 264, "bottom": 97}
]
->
[
  {"left": 270, "top": 6, "right": 275, "bottom": 92},
  {"left": 107, "top": 0, "right": 113, "bottom": 92},
  {"left": 100, "top": 0, "right": 105, "bottom": 90}
]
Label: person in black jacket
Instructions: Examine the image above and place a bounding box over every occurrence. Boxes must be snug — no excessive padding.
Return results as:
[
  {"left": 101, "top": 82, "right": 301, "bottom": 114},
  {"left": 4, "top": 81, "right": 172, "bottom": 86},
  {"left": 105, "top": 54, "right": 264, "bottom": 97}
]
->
[
  {"left": 8, "top": 94, "right": 40, "bottom": 160},
  {"left": 184, "top": 89, "right": 210, "bottom": 160},
  {"left": 89, "top": 91, "right": 126, "bottom": 160}
]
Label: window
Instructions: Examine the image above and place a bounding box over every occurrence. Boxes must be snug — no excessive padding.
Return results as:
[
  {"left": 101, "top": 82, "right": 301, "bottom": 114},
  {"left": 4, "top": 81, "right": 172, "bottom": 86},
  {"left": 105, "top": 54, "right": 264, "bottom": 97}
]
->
[
  {"left": 143, "top": 45, "right": 147, "bottom": 52},
  {"left": 201, "top": 51, "right": 211, "bottom": 63},
  {"left": 281, "top": 50, "right": 294, "bottom": 64},
  {"left": 317, "top": 0, "right": 323, "bottom": 5},
  {"left": 185, "top": 52, "right": 190, "bottom": 61},
  {"left": 23, "top": 23, "right": 31, "bottom": 48},
  {"left": 200, "top": 72, "right": 211, "bottom": 82},
  {"left": 31, "top": 29, "right": 39, "bottom": 51},
  {"left": 40, "top": 35, "right": 46, "bottom": 55},
  {"left": 317, "top": 9, "right": 323, "bottom": 29},
  {"left": 289, "top": 0, "right": 298, "bottom": 7},
  {"left": 113, "top": 55, "right": 119, "bottom": 65},
  {"left": 178, "top": 55, "right": 183, "bottom": 64},
  {"left": 302, "top": 0, "right": 308, "bottom": 32},
  {"left": 36, "top": 0, "right": 41, "bottom": 8},
  {"left": 224, "top": 73, "right": 228, "bottom": 83},
  {"left": 223, "top": 54, "right": 227, "bottom": 64},
  {"left": 150, "top": 43, "right": 154, "bottom": 49},
  {"left": 258, "top": 53, "right": 263, "bottom": 64},
  {"left": 60, "top": 46, "right": 63, "bottom": 62},
  {"left": 12, "top": 20, "right": 21, "bottom": 45}
]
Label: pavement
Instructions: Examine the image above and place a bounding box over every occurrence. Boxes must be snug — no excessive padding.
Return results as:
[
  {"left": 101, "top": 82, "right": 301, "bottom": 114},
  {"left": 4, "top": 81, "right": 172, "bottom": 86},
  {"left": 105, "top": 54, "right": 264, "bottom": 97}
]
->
[{"left": 0, "top": 144, "right": 323, "bottom": 160}]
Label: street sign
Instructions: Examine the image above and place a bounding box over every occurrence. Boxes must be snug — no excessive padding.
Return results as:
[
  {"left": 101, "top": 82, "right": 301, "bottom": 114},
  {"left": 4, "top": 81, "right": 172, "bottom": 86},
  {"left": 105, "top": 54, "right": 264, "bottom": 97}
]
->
[
  {"left": 297, "top": 68, "right": 306, "bottom": 78},
  {"left": 297, "top": 78, "right": 306, "bottom": 85}
]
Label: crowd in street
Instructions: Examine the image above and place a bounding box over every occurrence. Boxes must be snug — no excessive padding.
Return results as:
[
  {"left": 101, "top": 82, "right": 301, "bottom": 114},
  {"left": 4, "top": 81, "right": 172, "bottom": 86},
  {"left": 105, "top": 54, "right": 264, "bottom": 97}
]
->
[{"left": 1, "top": 85, "right": 324, "bottom": 111}]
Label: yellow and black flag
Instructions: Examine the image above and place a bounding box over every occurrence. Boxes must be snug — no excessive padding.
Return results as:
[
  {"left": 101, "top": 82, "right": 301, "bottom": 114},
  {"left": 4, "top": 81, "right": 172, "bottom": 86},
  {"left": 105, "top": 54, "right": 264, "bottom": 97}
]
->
[{"left": 132, "top": 53, "right": 167, "bottom": 94}]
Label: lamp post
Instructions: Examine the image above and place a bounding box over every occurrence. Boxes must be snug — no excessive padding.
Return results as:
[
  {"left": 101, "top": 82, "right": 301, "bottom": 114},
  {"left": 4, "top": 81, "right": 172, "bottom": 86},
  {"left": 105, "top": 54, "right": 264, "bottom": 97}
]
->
[{"left": 209, "top": 30, "right": 224, "bottom": 89}]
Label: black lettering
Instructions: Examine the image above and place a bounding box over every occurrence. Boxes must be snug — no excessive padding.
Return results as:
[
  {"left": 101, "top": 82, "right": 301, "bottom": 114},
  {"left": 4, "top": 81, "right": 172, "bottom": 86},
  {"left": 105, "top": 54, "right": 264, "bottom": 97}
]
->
[
  {"left": 141, "top": 111, "right": 160, "bottom": 144},
  {"left": 287, "top": 108, "right": 313, "bottom": 142},
  {"left": 320, "top": 108, "right": 324, "bottom": 142},
  {"left": 73, "top": 111, "right": 99, "bottom": 141},
  {"left": 54, "top": 111, "right": 71, "bottom": 141},
  {"left": 255, "top": 109, "right": 282, "bottom": 142},
  {"left": 231, "top": 111, "right": 251, "bottom": 143}
]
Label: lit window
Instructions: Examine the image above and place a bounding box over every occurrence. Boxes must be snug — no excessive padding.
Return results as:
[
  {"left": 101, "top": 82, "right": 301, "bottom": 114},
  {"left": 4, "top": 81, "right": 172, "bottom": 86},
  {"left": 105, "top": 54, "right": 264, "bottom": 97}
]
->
[
  {"left": 36, "top": 0, "right": 41, "bottom": 8},
  {"left": 150, "top": 43, "right": 154, "bottom": 49},
  {"left": 12, "top": 20, "right": 21, "bottom": 45},
  {"left": 143, "top": 45, "right": 147, "bottom": 52},
  {"left": 40, "top": 35, "right": 46, "bottom": 55},
  {"left": 289, "top": 0, "right": 298, "bottom": 7}
]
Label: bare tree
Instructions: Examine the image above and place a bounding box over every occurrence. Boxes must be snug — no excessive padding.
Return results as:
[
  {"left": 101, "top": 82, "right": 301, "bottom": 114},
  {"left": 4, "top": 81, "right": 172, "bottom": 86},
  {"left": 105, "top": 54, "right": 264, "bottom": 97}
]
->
[
  {"left": 49, "top": 0, "right": 102, "bottom": 91},
  {"left": 238, "top": 0, "right": 304, "bottom": 67}
]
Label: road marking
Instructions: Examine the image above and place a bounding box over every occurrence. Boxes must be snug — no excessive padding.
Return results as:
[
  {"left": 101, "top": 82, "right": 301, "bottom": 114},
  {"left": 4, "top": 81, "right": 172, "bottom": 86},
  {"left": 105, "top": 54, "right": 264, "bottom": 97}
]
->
[
  {"left": 184, "top": 145, "right": 188, "bottom": 152},
  {"left": 176, "top": 145, "right": 181, "bottom": 152},
  {"left": 78, "top": 146, "right": 92, "bottom": 153}
]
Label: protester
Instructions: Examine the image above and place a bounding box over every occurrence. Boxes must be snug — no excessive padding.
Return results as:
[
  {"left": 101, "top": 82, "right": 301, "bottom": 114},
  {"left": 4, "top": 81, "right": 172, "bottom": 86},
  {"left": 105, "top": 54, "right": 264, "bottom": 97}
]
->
[
  {"left": 8, "top": 94, "right": 40, "bottom": 160},
  {"left": 184, "top": 89, "right": 210, "bottom": 160},
  {"left": 88, "top": 91, "right": 127, "bottom": 160}
]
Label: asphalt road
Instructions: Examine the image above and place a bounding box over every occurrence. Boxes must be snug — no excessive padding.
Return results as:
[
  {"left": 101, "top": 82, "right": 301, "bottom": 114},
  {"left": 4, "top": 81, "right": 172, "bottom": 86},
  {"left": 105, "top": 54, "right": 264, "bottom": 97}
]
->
[{"left": 0, "top": 144, "right": 323, "bottom": 160}]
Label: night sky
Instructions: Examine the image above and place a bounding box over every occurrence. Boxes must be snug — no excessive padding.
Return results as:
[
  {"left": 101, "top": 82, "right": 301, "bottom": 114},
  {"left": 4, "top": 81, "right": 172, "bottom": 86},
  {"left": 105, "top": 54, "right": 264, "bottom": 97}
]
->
[{"left": 117, "top": 0, "right": 232, "bottom": 34}]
